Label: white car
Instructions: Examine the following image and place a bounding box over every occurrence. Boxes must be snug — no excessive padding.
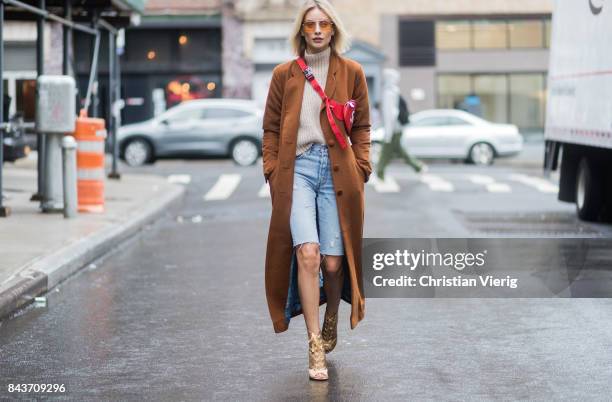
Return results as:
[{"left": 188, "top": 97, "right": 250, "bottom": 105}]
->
[{"left": 370, "top": 109, "right": 523, "bottom": 165}]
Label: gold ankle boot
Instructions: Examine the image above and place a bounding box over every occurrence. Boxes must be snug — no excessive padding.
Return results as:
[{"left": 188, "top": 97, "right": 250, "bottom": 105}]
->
[
  {"left": 308, "top": 331, "right": 328, "bottom": 381},
  {"left": 321, "top": 310, "right": 338, "bottom": 354}
]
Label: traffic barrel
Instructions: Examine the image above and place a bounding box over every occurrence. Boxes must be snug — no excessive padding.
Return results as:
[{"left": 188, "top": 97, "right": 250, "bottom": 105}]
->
[{"left": 74, "top": 109, "right": 107, "bottom": 213}]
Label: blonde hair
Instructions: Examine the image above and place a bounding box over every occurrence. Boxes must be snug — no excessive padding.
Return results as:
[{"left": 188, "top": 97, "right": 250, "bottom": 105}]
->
[{"left": 289, "top": 0, "right": 351, "bottom": 57}]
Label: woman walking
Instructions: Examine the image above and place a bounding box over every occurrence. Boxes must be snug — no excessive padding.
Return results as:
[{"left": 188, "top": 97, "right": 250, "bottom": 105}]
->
[{"left": 262, "top": 0, "right": 372, "bottom": 381}]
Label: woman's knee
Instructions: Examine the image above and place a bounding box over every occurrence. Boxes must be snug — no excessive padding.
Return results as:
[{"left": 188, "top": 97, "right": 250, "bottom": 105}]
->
[
  {"left": 296, "top": 242, "right": 320, "bottom": 274},
  {"left": 322, "top": 255, "right": 343, "bottom": 275}
]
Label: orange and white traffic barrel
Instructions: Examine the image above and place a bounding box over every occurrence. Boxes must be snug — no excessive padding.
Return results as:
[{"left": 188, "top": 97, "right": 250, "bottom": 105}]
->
[{"left": 73, "top": 109, "right": 107, "bottom": 213}]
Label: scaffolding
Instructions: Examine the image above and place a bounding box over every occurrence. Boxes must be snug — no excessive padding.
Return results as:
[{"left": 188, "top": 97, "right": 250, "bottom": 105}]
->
[{"left": 0, "top": 0, "right": 144, "bottom": 217}]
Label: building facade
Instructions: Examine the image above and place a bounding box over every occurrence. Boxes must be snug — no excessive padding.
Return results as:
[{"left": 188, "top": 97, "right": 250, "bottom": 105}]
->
[
  {"left": 234, "top": 0, "right": 385, "bottom": 109},
  {"left": 332, "top": 0, "right": 553, "bottom": 132}
]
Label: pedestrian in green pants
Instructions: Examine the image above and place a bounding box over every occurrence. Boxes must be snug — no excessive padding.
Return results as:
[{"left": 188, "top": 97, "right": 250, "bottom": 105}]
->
[
  {"left": 376, "top": 68, "right": 426, "bottom": 181},
  {"left": 376, "top": 129, "right": 425, "bottom": 180}
]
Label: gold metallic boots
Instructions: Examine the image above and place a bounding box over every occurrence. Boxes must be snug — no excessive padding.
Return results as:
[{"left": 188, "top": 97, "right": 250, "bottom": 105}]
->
[
  {"left": 321, "top": 310, "right": 338, "bottom": 354},
  {"left": 308, "top": 331, "right": 328, "bottom": 380}
]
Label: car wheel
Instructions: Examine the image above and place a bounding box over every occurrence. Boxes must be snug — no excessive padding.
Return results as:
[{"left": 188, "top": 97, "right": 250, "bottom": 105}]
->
[
  {"left": 370, "top": 141, "right": 383, "bottom": 166},
  {"left": 124, "top": 139, "right": 152, "bottom": 167},
  {"left": 576, "top": 158, "right": 603, "bottom": 221},
  {"left": 468, "top": 142, "right": 495, "bottom": 165},
  {"left": 231, "top": 138, "right": 259, "bottom": 166}
]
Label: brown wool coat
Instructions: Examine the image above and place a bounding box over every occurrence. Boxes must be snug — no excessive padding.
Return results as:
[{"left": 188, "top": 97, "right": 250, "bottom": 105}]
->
[{"left": 261, "top": 49, "right": 372, "bottom": 333}]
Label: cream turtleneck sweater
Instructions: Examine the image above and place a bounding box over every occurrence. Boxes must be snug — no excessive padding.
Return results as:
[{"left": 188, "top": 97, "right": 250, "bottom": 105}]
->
[{"left": 295, "top": 46, "right": 331, "bottom": 156}]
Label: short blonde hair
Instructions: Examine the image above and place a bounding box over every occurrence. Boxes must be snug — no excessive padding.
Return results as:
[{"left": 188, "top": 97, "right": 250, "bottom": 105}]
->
[{"left": 289, "top": 0, "right": 351, "bottom": 57}]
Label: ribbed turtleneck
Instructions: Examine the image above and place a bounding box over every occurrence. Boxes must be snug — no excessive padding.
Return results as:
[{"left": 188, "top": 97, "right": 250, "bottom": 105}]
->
[{"left": 296, "top": 46, "right": 331, "bottom": 156}]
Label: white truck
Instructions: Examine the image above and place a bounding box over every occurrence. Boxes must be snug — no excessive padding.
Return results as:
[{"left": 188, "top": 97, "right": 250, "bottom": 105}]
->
[{"left": 544, "top": 0, "right": 612, "bottom": 221}]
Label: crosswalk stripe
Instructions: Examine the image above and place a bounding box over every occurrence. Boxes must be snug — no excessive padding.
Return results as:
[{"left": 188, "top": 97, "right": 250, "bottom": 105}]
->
[
  {"left": 508, "top": 173, "right": 558, "bottom": 193},
  {"left": 368, "top": 174, "right": 400, "bottom": 192},
  {"left": 468, "top": 174, "right": 495, "bottom": 185},
  {"left": 486, "top": 183, "right": 511, "bottom": 193},
  {"left": 198, "top": 171, "right": 561, "bottom": 200},
  {"left": 258, "top": 183, "right": 270, "bottom": 198},
  {"left": 420, "top": 174, "right": 454, "bottom": 192},
  {"left": 467, "top": 174, "right": 511, "bottom": 193},
  {"left": 203, "top": 174, "right": 242, "bottom": 201},
  {"left": 167, "top": 174, "right": 192, "bottom": 185}
]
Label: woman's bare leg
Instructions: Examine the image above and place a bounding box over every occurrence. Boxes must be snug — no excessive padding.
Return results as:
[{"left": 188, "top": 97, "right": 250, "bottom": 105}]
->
[
  {"left": 296, "top": 242, "right": 322, "bottom": 334},
  {"left": 321, "top": 255, "right": 344, "bottom": 315}
]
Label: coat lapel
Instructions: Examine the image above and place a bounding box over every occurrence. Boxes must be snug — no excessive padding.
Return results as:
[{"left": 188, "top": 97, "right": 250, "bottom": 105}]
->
[
  {"left": 282, "top": 62, "right": 304, "bottom": 149},
  {"left": 319, "top": 51, "right": 339, "bottom": 111}
]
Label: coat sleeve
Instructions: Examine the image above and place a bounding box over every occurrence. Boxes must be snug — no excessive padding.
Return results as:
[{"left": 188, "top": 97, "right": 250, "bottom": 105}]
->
[
  {"left": 350, "top": 65, "right": 373, "bottom": 182},
  {"left": 262, "top": 66, "right": 284, "bottom": 183}
]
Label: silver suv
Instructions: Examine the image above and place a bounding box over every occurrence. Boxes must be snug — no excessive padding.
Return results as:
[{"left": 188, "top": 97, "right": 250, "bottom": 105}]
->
[{"left": 117, "top": 99, "right": 264, "bottom": 167}]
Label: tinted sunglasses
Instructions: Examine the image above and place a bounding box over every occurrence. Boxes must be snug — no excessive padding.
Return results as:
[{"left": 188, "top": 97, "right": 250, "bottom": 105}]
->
[{"left": 302, "top": 20, "right": 334, "bottom": 33}]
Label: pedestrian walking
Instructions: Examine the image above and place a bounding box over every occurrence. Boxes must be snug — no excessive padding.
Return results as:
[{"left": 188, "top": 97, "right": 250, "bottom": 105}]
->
[
  {"left": 261, "top": 0, "right": 372, "bottom": 381},
  {"left": 376, "top": 69, "right": 427, "bottom": 180}
]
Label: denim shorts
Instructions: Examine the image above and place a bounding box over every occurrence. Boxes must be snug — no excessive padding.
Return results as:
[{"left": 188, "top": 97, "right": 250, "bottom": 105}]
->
[{"left": 290, "top": 143, "right": 344, "bottom": 256}]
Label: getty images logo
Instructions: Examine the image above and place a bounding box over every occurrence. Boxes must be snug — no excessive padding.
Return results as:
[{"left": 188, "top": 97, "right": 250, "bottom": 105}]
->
[{"left": 589, "top": 0, "right": 604, "bottom": 15}]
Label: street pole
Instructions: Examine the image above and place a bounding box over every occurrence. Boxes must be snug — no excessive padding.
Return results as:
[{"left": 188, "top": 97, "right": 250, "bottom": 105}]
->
[
  {"left": 91, "top": 12, "right": 99, "bottom": 118},
  {"left": 0, "top": 0, "right": 10, "bottom": 217},
  {"left": 62, "top": 0, "right": 71, "bottom": 75},
  {"left": 31, "top": 0, "right": 46, "bottom": 202},
  {"left": 108, "top": 28, "right": 120, "bottom": 179}
]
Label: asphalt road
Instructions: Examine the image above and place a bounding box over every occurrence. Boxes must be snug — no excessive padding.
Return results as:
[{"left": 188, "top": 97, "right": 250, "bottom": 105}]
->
[{"left": 1, "top": 157, "right": 612, "bottom": 401}]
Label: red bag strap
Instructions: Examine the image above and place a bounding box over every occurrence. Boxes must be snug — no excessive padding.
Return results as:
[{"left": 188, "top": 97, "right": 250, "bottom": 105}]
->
[{"left": 296, "top": 57, "right": 348, "bottom": 149}]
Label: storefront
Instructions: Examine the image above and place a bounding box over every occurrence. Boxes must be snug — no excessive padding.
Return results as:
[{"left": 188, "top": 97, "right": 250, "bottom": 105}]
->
[
  {"left": 390, "top": 14, "right": 551, "bottom": 133},
  {"left": 75, "top": 15, "right": 222, "bottom": 125}
]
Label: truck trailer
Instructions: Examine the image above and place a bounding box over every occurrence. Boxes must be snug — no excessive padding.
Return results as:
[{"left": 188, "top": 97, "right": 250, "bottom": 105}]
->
[{"left": 544, "top": 0, "right": 612, "bottom": 222}]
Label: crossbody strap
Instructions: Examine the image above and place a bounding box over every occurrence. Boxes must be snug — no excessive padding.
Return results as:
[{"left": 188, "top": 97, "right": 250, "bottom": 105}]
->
[{"left": 296, "top": 57, "right": 349, "bottom": 149}]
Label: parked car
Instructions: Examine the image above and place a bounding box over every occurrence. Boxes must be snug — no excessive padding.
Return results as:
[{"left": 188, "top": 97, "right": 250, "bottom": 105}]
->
[
  {"left": 370, "top": 109, "right": 523, "bottom": 165},
  {"left": 117, "top": 99, "right": 264, "bottom": 167},
  {"left": 2, "top": 114, "right": 31, "bottom": 163}
]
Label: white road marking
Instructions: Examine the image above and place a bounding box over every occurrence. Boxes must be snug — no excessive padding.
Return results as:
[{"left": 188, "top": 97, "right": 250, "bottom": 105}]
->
[
  {"left": 486, "top": 183, "right": 512, "bottom": 193},
  {"left": 167, "top": 174, "right": 192, "bottom": 185},
  {"left": 508, "top": 173, "right": 559, "bottom": 193},
  {"left": 420, "top": 174, "right": 454, "bottom": 192},
  {"left": 468, "top": 174, "right": 495, "bottom": 185},
  {"left": 203, "top": 174, "right": 242, "bottom": 201},
  {"left": 258, "top": 183, "right": 270, "bottom": 198},
  {"left": 368, "top": 174, "right": 400, "bottom": 192},
  {"left": 468, "top": 174, "right": 511, "bottom": 193}
]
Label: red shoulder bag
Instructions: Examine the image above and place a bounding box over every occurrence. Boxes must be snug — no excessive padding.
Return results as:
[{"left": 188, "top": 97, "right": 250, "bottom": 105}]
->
[{"left": 296, "top": 57, "right": 356, "bottom": 150}]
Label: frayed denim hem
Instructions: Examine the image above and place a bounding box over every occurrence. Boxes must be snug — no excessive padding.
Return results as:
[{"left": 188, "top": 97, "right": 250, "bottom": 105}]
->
[{"left": 283, "top": 247, "right": 353, "bottom": 326}]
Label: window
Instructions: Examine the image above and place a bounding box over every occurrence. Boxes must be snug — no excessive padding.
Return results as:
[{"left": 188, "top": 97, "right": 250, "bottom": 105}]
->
[
  {"left": 438, "top": 75, "right": 471, "bottom": 110},
  {"left": 165, "top": 107, "right": 205, "bottom": 123},
  {"left": 399, "top": 20, "right": 436, "bottom": 66},
  {"left": 436, "top": 21, "right": 471, "bottom": 49},
  {"left": 473, "top": 20, "right": 508, "bottom": 49},
  {"left": 544, "top": 19, "right": 552, "bottom": 48},
  {"left": 16, "top": 79, "right": 36, "bottom": 121},
  {"left": 437, "top": 73, "right": 547, "bottom": 131},
  {"left": 474, "top": 75, "right": 508, "bottom": 123},
  {"left": 509, "top": 20, "right": 543, "bottom": 48},
  {"left": 435, "top": 17, "right": 551, "bottom": 50},
  {"left": 411, "top": 116, "right": 450, "bottom": 127},
  {"left": 446, "top": 117, "right": 471, "bottom": 126},
  {"left": 204, "top": 108, "right": 251, "bottom": 119},
  {"left": 509, "top": 74, "right": 546, "bottom": 131}
]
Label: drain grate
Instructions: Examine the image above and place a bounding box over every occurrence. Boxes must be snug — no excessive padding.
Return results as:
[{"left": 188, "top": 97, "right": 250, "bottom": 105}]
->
[{"left": 454, "top": 210, "right": 603, "bottom": 237}]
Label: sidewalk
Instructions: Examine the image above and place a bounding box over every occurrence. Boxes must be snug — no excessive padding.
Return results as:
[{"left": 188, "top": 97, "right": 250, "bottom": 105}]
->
[{"left": 0, "top": 160, "right": 186, "bottom": 320}]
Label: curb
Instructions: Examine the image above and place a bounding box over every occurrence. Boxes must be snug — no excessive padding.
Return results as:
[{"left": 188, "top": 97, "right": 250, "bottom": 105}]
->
[{"left": 0, "top": 182, "right": 186, "bottom": 322}]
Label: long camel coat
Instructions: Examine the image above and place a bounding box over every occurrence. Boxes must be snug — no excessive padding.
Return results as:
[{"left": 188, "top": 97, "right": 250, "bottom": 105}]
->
[{"left": 261, "top": 49, "right": 372, "bottom": 333}]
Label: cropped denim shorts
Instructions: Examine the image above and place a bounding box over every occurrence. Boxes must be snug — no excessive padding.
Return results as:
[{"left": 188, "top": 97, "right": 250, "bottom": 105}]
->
[{"left": 290, "top": 143, "right": 344, "bottom": 256}]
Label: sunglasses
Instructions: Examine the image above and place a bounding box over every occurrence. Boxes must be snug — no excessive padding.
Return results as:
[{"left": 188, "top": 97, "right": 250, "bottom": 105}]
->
[{"left": 302, "top": 20, "right": 334, "bottom": 33}]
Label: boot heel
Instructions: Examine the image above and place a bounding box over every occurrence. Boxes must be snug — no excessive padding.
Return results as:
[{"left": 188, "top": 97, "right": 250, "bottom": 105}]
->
[
  {"left": 308, "top": 331, "right": 328, "bottom": 381},
  {"left": 321, "top": 311, "right": 338, "bottom": 354}
]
